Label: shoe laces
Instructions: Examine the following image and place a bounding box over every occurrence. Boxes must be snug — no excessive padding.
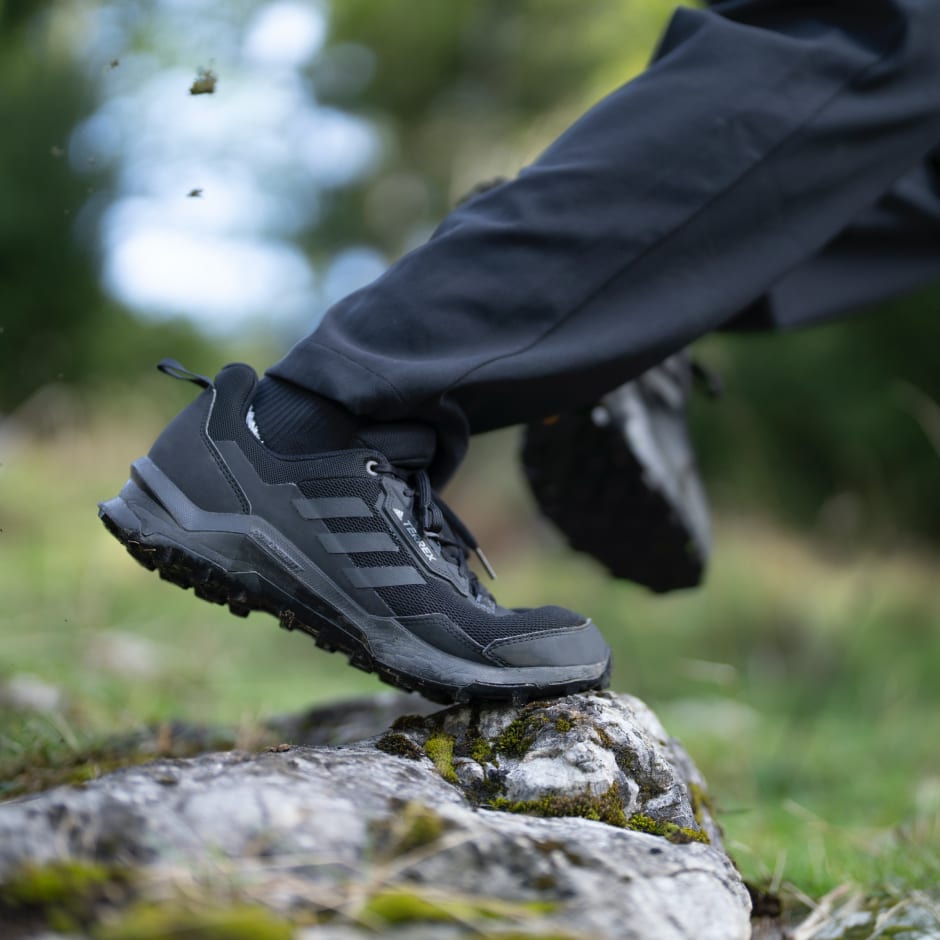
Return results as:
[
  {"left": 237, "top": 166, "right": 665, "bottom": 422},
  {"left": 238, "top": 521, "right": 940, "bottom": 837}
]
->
[{"left": 378, "top": 462, "right": 497, "bottom": 603}]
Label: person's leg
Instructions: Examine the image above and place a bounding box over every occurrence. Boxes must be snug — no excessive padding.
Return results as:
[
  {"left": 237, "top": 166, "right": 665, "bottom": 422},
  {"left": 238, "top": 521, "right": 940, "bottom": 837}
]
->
[
  {"left": 270, "top": 0, "right": 940, "bottom": 487},
  {"left": 730, "top": 146, "right": 940, "bottom": 331},
  {"left": 520, "top": 147, "right": 940, "bottom": 591}
]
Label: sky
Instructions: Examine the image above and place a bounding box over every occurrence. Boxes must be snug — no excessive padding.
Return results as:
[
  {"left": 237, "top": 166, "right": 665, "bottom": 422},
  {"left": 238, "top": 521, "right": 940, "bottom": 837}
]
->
[{"left": 70, "top": 0, "right": 388, "bottom": 336}]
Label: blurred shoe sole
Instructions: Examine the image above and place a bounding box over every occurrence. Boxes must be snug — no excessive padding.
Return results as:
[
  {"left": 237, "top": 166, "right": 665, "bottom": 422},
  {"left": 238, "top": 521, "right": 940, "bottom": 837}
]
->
[{"left": 521, "top": 353, "right": 712, "bottom": 593}]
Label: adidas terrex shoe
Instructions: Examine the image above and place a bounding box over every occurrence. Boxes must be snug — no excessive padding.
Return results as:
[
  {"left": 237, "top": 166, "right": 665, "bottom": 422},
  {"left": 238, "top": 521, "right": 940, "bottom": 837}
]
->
[
  {"left": 99, "top": 361, "right": 611, "bottom": 704},
  {"left": 521, "top": 353, "right": 715, "bottom": 594}
]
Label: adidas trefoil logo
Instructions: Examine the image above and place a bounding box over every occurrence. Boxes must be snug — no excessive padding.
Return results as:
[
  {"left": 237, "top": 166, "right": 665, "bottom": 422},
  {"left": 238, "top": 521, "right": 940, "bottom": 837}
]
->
[{"left": 393, "top": 508, "right": 404, "bottom": 520}]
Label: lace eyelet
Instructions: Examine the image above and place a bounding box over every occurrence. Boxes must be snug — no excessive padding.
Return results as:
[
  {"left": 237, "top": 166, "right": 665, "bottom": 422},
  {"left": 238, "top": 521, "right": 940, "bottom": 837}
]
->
[{"left": 364, "top": 459, "right": 379, "bottom": 476}]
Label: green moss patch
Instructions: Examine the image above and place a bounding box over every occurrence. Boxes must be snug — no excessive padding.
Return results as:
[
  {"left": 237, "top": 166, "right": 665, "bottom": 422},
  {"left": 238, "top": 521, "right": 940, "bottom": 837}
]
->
[
  {"left": 361, "top": 888, "right": 460, "bottom": 925},
  {"left": 423, "top": 732, "right": 458, "bottom": 784},
  {"left": 490, "top": 783, "right": 628, "bottom": 828},
  {"left": 688, "top": 781, "right": 716, "bottom": 829},
  {"left": 2, "top": 749, "right": 152, "bottom": 801},
  {"left": 95, "top": 901, "right": 293, "bottom": 940},
  {"left": 627, "top": 813, "right": 709, "bottom": 845},
  {"left": 361, "top": 887, "right": 557, "bottom": 927},
  {"left": 375, "top": 801, "right": 448, "bottom": 858},
  {"left": 493, "top": 711, "right": 549, "bottom": 759},
  {"left": 0, "top": 726, "right": 238, "bottom": 802},
  {"left": 375, "top": 732, "right": 424, "bottom": 761},
  {"left": 471, "top": 736, "right": 494, "bottom": 763},
  {"left": 390, "top": 713, "right": 431, "bottom": 734},
  {"left": 553, "top": 716, "right": 573, "bottom": 734},
  {"left": 0, "top": 860, "right": 133, "bottom": 933}
]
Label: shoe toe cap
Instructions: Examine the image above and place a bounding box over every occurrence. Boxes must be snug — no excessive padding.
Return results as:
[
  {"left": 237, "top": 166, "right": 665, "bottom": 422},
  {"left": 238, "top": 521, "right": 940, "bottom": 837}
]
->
[{"left": 482, "top": 617, "right": 610, "bottom": 669}]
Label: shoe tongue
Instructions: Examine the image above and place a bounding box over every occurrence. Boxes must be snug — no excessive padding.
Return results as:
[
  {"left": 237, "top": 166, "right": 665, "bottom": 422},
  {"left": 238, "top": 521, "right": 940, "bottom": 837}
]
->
[{"left": 354, "top": 422, "right": 436, "bottom": 469}]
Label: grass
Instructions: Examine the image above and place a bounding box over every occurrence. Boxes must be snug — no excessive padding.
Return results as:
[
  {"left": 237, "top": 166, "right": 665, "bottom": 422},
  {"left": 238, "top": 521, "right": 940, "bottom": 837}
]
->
[{"left": 1, "top": 403, "right": 938, "bottom": 912}]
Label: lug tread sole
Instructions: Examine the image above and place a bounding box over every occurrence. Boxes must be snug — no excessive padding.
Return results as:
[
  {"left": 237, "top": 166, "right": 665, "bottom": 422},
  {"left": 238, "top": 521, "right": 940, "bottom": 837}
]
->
[
  {"left": 99, "top": 507, "right": 610, "bottom": 706},
  {"left": 522, "top": 413, "right": 703, "bottom": 593}
]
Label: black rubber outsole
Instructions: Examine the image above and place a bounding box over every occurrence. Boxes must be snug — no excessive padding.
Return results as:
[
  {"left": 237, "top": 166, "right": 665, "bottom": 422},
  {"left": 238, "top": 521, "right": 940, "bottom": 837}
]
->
[
  {"left": 98, "top": 504, "right": 611, "bottom": 707},
  {"left": 522, "top": 412, "right": 704, "bottom": 593}
]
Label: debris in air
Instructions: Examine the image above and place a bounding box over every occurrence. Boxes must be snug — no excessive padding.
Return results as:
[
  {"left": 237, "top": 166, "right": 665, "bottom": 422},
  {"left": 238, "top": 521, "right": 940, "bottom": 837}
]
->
[
  {"left": 187, "top": 189, "right": 204, "bottom": 198},
  {"left": 190, "top": 67, "right": 218, "bottom": 95},
  {"left": 109, "top": 59, "right": 120, "bottom": 70}
]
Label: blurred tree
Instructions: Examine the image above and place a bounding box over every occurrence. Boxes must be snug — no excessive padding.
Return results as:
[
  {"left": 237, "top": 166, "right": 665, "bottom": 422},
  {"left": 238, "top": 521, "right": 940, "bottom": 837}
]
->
[
  {"left": 692, "top": 288, "right": 940, "bottom": 542},
  {"left": 0, "top": 1, "right": 210, "bottom": 415},
  {"left": 307, "top": 0, "right": 680, "bottom": 260}
]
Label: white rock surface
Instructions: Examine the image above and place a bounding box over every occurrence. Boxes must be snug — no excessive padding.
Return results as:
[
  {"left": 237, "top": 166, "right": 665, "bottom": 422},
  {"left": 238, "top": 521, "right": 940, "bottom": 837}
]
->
[
  {"left": 0, "top": 692, "right": 752, "bottom": 940},
  {"left": 0, "top": 674, "right": 64, "bottom": 714}
]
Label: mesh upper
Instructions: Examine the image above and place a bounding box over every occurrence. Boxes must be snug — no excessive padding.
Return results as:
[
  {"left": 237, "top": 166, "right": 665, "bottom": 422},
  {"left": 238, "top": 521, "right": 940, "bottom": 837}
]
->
[
  {"left": 378, "top": 582, "right": 581, "bottom": 646},
  {"left": 297, "top": 476, "right": 582, "bottom": 643}
]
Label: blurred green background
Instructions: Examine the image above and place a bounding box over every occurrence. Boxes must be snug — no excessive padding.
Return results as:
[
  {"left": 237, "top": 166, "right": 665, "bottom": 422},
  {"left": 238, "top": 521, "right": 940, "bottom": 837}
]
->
[{"left": 1, "top": 0, "right": 938, "bottom": 913}]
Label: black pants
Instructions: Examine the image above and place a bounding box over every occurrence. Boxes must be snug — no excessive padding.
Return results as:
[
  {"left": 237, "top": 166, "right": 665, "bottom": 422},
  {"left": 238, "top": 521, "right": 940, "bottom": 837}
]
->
[{"left": 270, "top": 0, "right": 940, "bottom": 485}]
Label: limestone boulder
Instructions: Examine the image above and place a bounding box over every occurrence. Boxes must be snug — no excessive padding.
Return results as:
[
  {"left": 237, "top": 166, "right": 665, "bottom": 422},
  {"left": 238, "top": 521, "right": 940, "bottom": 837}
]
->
[{"left": 0, "top": 692, "right": 751, "bottom": 940}]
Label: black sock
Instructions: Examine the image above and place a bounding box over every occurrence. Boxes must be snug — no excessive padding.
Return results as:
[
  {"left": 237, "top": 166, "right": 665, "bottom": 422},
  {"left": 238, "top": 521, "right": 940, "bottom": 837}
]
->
[{"left": 250, "top": 376, "right": 364, "bottom": 455}]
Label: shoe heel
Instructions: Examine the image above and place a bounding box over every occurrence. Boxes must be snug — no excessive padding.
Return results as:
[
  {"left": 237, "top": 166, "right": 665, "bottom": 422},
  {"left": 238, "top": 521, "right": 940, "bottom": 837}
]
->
[{"left": 101, "top": 471, "right": 167, "bottom": 525}]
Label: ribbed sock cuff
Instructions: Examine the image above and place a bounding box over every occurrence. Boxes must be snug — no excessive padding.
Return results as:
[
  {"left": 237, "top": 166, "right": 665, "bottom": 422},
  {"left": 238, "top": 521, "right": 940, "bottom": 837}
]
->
[{"left": 251, "top": 376, "right": 364, "bottom": 455}]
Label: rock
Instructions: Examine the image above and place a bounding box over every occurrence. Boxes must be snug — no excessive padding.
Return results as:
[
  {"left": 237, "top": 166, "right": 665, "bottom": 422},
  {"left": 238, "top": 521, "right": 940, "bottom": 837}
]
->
[
  {"left": 83, "top": 631, "right": 167, "bottom": 680},
  {"left": 386, "top": 690, "right": 726, "bottom": 848},
  {"left": 790, "top": 885, "right": 940, "bottom": 940},
  {"left": 269, "top": 690, "right": 440, "bottom": 746},
  {"left": 0, "top": 674, "right": 64, "bottom": 714},
  {"left": 0, "top": 692, "right": 751, "bottom": 940}
]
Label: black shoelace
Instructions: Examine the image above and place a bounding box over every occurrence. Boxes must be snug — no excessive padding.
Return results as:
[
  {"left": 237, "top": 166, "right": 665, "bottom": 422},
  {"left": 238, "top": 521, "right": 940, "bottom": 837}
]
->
[{"left": 379, "top": 462, "right": 496, "bottom": 604}]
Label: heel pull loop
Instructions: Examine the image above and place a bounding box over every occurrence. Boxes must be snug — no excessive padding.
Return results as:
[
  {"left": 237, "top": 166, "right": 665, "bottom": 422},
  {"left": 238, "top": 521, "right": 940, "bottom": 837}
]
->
[{"left": 157, "top": 359, "right": 214, "bottom": 389}]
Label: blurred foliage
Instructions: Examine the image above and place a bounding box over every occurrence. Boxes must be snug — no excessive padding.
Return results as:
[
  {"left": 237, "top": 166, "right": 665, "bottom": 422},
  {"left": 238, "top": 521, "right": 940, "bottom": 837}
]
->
[
  {"left": 692, "top": 289, "right": 940, "bottom": 542},
  {"left": 0, "top": 0, "right": 938, "bottom": 541},
  {"left": 0, "top": 1, "right": 212, "bottom": 413},
  {"left": 308, "top": 0, "right": 678, "bottom": 258}
]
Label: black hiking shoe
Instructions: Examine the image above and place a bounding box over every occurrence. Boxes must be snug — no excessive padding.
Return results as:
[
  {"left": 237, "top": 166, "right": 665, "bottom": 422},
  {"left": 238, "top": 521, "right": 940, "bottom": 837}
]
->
[
  {"left": 521, "top": 353, "right": 715, "bottom": 594},
  {"left": 99, "top": 361, "right": 611, "bottom": 705}
]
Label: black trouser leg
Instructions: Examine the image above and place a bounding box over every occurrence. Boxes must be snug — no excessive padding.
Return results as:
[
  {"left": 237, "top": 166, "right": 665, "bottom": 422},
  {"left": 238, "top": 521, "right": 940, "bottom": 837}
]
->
[
  {"left": 271, "top": 0, "right": 940, "bottom": 484},
  {"left": 730, "top": 147, "right": 940, "bottom": 331}
]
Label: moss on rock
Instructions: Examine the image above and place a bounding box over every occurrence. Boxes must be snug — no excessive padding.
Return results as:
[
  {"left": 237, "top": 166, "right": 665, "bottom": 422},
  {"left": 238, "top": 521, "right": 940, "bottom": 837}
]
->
[
  {"left": 688, "top": 781, "right": 715, "bottom": 829},
  {"left": 553, "top": 716, "right": 573, "bottom": 734},
  {"left": 1, "top": 726, "right": 238, "bottom": 801},
  {"left": 383, "top": 801, "right": 447, "bottom": 857},
  {"left": 375, "top": 732, "right": 424, "bottom": 761},
  {"left": 390, "top": 713, "right": 431, "bottom": 734},
  {"left": 95, "top": 901, "right": 293, "bottom": 940},
  {"left": 361, "top": 887, "right": 558, "bottom": 927},
  {"left": 361, "top": 888, "right": 460, "bottom": 925},
  {"left": 0, "top": 859, "right": 133, "bottom": 933},
  {"left": 627, "top": 813, "right": 710, "bottom": 845},
  {"left": 490, "top": 783, "right": 628, "bottom": 828},
  {"left": 492, "top": 711, "right": 548, "bottom": 759},
  {"left": 0, "top": 860, "right": 120, "bottom": 908},
  {"left": 470, "top": 736, "right": 494, "bottom": 764},
  {"left": 423, "top": 732, "right": 458, "bottom": 784}
]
